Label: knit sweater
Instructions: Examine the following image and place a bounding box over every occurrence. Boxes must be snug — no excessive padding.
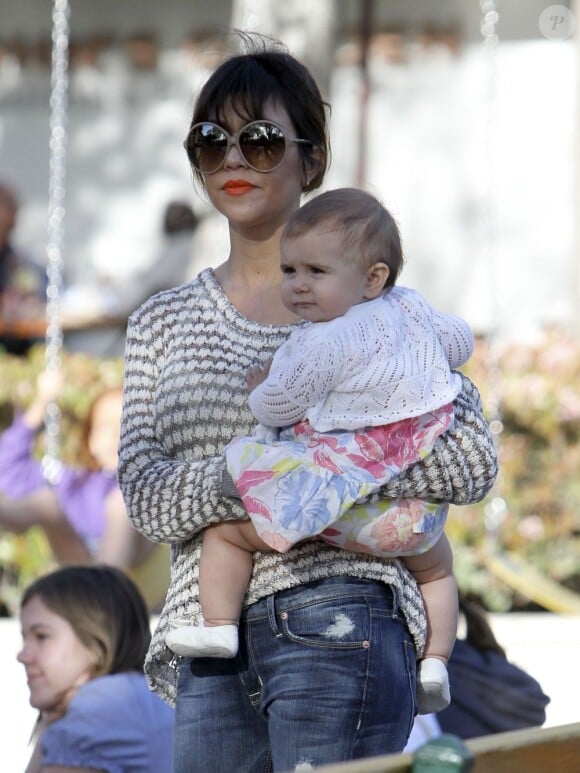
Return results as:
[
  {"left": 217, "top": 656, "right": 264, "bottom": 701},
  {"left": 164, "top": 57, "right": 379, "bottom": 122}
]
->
[
  {"left": 249, "top": 288, "right": 473, "bottom": 431},
  {"left": 118, "top": 268, "right": 498, "bottom": 706}
]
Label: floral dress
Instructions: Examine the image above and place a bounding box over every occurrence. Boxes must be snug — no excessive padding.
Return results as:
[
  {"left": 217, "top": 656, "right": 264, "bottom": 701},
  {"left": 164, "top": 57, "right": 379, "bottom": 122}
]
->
[
  {"left": 225, "top": 289, "right": 474, "bottom": 558},
  {"left": 225, "top": 404, "right": 453, "bottom": 556}
]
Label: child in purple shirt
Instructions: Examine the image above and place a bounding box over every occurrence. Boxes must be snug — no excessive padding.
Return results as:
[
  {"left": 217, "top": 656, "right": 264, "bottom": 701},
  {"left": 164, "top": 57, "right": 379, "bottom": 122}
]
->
[{"left": 0, "top": 370, "right": 150, "bottom": 567}]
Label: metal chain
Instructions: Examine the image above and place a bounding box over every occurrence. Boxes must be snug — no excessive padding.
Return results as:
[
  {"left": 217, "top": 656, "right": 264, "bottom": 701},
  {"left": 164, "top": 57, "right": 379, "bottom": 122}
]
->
[
  {"left": 479, "top": 0, "right": 507, "bottom": 543},
  {"left": 41, "top": 0, "right": 70, "bottom": 485}
]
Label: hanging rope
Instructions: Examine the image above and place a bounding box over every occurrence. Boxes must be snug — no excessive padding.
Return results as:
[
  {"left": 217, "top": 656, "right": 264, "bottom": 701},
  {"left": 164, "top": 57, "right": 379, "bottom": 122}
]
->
[{"left": 41, "top": 0, "right": 70, "bottom": 485}]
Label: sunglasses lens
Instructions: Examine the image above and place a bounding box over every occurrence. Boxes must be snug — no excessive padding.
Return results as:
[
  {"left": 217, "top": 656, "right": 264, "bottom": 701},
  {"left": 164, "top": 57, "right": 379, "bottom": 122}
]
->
[
  {"left": 187, "top": 124, "right": 228, "bottom": 173},
  {"left": 239, "top": 122, "right": 286, "bottom": 171},
  {"left": 185, "top": 121, "right": 289, "bottom": 173}
]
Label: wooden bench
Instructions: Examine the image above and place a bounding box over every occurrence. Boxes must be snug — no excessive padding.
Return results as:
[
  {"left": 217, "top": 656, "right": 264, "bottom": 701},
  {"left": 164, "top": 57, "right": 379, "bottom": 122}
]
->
[{"left": 313, "top": 722, "right": 580, "bottom": 772}]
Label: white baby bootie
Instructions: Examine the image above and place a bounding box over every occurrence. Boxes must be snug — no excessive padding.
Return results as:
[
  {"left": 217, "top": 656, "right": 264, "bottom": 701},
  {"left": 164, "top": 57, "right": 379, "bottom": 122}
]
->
[
  {"left": 165, "top": 621, "right": 239, "bottom": 659},
  {"left": 417, "top": 657, "right": 451, "bottom": 714}
]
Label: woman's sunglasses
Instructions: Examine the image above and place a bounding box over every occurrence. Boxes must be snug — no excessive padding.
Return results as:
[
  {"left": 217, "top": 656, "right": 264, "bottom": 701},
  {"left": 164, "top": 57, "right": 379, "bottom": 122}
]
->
[{"left": 184, "top": 120, "right": 312, "bottom": 174}]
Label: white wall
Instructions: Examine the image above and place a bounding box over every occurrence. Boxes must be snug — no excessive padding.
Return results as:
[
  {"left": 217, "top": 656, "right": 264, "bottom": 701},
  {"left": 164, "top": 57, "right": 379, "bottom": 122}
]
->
[{"left": 0, "top": 1, "right": 577, "bottom": 349}]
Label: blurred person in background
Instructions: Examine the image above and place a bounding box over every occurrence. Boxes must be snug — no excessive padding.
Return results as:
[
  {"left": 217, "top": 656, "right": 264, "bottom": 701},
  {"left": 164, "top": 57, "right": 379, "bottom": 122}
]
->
[
  {"left": 18, "top": 565, "right": 174, "bottom": 773},
  {"left": 0, "top": 369, "right": 168, "bottom": 610},
  {"left": 0, "top": 182, "right": 46, "bottom": 355},
  {"left": 114, "top": 200, "right": 201, "bottom": 317},
  {"left": 437, "top": 597, "right": 550, "bottom": 738},
  {"left": 404, "top": 596, "right": 550, "bottom": 752}
]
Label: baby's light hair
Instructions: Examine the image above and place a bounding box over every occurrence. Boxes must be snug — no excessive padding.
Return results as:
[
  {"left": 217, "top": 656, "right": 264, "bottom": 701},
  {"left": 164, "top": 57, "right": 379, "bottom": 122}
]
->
[{"left": 282, "top": 188, "right": 404, "bottom": 288}]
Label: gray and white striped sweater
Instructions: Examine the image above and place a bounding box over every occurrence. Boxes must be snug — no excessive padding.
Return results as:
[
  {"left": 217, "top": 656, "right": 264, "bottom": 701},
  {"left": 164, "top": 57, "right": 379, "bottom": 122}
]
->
[{"left": 118, "top": 268, "right": 498, "bottom": 705}]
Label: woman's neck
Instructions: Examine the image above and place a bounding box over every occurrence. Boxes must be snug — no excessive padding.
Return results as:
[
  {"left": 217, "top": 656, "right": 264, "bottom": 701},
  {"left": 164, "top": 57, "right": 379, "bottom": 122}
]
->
[
  {"left": 215, "top": 260, "right": 297, "bottom": 325},
  {"left": 214, "top": 234, "right": 297, "bottom": 325}
]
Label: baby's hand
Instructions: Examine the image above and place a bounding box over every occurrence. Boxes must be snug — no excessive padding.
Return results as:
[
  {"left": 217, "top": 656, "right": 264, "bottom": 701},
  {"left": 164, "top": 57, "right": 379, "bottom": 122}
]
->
[
  {"left": 246, "top": 358, "right": 272, "bottom": 392},
  {"left": 36, "top": 369, "right": 64, "bottom": 405}
]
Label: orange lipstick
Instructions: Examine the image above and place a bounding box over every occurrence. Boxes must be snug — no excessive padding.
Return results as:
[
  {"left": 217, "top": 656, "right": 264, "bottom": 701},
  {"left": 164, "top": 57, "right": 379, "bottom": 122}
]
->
[{"left": 223, "top": 180, "right": 256, "bottom": 196}]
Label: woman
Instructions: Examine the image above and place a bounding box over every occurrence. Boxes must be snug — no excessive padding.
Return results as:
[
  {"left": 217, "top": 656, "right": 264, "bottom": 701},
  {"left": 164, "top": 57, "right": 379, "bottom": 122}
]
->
[
  {"left": 18, "top": 565, "right": 174, "bottom": 772},
  {"left": 118, "top": 35, "right": 498, "bottom": 771}
]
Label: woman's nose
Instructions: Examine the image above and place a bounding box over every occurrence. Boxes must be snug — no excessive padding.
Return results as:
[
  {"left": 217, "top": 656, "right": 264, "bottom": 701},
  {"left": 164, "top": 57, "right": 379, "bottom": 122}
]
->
[
  {"left": 17, "top": 644, "right": 29, "bottom": 664},
  {"left": 223, "top": 140, "right": 246, "bottom": 168}
]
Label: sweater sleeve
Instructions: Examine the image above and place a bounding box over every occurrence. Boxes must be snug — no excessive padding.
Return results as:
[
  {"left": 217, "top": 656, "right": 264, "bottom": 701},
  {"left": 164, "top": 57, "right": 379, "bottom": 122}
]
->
[
  {"left": 0, "top": 414, "right": 46, "bottom": 497},
  {"left": 432, "top": 309, "right": 474, "bottom": 368},
  {"left": 117, "top": 303, "right": 247, "bottom": 544},
  {"left": 225, "top": 373, "right": 497, "bottom": 507},
  {"left": 379, "top": 373, "right": 498, "bottom": 504},
  {"left": 248, "top": 331, "right": 344, "bottom": 427}
]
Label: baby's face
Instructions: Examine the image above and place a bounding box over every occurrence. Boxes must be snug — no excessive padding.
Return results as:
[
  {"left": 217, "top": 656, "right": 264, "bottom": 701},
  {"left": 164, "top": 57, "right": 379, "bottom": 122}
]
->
[{"left": 280, "top": 227, "right": 370, "bottom": 323}]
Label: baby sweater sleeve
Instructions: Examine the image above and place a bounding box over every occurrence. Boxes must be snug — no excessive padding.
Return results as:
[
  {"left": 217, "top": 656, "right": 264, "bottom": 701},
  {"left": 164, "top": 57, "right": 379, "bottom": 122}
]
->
[
  {"left": 117, "top": 302, "right": 247, "bottom": 544},
  {"left": 432, "top": 309, "right": 474, "bottom": 368},
  {"left": 249, "top": 329, "right": 345, "bottom": 428}
]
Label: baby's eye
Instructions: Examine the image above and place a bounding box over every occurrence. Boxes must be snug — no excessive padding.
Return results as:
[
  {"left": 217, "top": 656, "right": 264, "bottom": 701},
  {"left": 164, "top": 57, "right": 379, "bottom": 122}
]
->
[
  {"left": 310, "top": 266, "right": 325, "bottom": 275},
  {"left": 280, "top": 265, "right": 295, "bottom": 275}
]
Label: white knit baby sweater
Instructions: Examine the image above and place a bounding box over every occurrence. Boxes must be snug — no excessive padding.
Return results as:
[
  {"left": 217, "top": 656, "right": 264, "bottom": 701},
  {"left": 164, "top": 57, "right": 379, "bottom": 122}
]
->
[
  {"left": 249, "top": 288, "right": 474, "bottom": 431},
  {"left": 118, "top": 269, "right": 497, "bottom": 705}
]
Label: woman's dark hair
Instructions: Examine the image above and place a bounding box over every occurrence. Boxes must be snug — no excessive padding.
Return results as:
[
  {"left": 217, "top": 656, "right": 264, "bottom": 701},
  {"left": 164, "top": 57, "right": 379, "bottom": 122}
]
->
[
  {"left": 21, "top": 565, "right": 151, "bottom": 676},
  {"left": 189, "top": 33, "right": 329, "bottom": 192}
]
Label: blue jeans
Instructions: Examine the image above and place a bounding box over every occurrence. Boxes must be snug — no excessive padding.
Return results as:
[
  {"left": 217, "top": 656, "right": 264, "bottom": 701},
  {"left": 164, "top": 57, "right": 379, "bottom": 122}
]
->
[{"left": 173, "top": 576, "right": 417, "bottom": 772}]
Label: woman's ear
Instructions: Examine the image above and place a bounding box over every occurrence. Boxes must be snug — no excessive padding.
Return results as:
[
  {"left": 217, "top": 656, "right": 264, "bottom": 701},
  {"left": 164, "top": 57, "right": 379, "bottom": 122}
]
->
[
  {"left": 302, "top": 146, "right": 324, "bottom": 190},
  {"left": 364, "top": 262, "right": 390, "bottom": 299}
]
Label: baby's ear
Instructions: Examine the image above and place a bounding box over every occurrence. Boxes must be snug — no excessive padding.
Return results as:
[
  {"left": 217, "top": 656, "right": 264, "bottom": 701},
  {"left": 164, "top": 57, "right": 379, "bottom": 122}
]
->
[{"left": 365, "top": 262, "right": 390, "bottom": 299}]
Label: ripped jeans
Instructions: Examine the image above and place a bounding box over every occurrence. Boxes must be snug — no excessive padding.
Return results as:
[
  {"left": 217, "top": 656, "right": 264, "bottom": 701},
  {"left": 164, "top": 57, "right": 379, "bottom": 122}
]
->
[{"left": 173, "top": 575, "right": 417, "bottom": 772}]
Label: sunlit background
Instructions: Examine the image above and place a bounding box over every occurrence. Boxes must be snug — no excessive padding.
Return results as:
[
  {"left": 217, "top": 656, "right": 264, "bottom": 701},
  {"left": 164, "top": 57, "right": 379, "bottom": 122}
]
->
[
  {"left": 0, "top": 0, "right": 577, "bottom": 352},
  {"left": 1, "top": 3, "right": 580, "bottom": 766}
]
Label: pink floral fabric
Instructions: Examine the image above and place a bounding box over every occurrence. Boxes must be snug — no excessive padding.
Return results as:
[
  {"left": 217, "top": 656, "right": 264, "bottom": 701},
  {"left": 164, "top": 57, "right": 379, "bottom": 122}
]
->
[{"left": 225, "top": 404, "right": 453, "bottom": 556}]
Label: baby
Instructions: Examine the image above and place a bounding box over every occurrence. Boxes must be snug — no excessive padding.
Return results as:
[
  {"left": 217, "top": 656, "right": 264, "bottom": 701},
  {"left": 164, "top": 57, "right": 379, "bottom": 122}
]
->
[{"left": 167, "top": 188, "right": 475, "bottom": 714}]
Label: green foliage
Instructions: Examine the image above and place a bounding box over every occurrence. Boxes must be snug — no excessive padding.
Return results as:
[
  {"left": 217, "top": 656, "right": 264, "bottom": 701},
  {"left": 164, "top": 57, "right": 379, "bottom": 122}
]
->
[
  {"left": 1, "top": 330, "right": 580, "bottom": 614},
  {"left": 451, "top": 328, "right": 580, "bottom": 610}
]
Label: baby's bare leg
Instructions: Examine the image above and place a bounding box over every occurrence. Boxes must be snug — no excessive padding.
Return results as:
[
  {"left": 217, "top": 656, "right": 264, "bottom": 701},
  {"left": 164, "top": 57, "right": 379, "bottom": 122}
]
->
[
  {"left": 166, "top": 520, "right": 270, "bottom": 658},
  {"left": 402, "top": 533, "right": 457, "bottom": 661},
  {"left": 200, "top": 520, "right": 271, "bottom": 626},
  {"left": 403, "top": 533, "right": 457, "bottom": 714}
]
